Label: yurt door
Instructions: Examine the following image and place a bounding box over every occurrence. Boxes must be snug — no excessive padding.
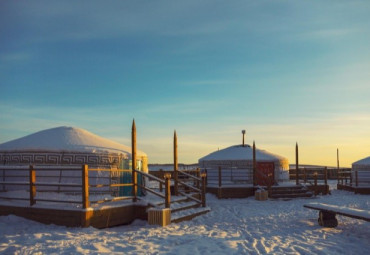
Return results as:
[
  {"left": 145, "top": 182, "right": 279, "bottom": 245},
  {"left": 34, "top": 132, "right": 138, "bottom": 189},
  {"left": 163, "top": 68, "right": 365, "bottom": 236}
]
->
[{"left": 256, "top": 162, "right": 275, "bottom": 186}]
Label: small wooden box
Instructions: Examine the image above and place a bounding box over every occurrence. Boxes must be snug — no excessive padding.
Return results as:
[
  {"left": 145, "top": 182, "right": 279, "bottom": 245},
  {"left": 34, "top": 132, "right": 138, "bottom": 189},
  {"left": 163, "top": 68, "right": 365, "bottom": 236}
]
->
[
  {"left": 255, "top": 189, "right": 268, "bottom": 201},
  {"left": 148, "top": 208, "right": 171, "bottom": 226}
]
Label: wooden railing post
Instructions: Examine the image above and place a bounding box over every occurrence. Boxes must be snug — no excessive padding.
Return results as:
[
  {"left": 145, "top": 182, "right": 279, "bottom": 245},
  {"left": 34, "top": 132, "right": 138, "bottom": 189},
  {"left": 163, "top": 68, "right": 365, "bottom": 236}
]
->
[
  {"left": 201, "top": 172, "right": 207, "bottom": 207},
  {"left": 218, "top": 166, "right": 222, "bottom": 187},
  {"left": 29, "top": 165, "right": 36, "bottom": 206},
  {"left": 164, "top": 173, "right": 171, "bottom": 209},
  {"left": 350, "top": 169, "right": 352, "bottom": 186},
  {"left": 196, "top": 168, "right": 200, "bottom": 189},
  {"left": 303, "top": 168, "right": 306, "bottom": 183},
  {"left": 324, "top": 167, "right": 328, "bottom": 186},
  {"left": 159, "top": 169, "right": 163, "bottom": 192},
  {"left": 82, "top": 164, "right": 89, "bottom": 209},
  {"left": 355, "top": 171, "right": 358, "bottom": 187},
  {"left": 205, "top": 168, "right": 208, "bottom": 186}
]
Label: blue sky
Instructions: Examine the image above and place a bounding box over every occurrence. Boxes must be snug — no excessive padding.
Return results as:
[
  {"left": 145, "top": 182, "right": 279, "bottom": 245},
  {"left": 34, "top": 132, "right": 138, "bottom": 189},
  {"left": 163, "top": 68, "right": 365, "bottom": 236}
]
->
[{"left": 1, "top": 0, "right": 369, "bottom": 166}]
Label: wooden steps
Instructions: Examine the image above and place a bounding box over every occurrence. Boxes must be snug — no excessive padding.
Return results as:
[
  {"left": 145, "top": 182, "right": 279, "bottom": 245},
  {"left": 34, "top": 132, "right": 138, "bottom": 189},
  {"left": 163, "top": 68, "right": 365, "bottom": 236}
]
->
[{"left": 269, "top": 185, "right": 314, "bottom": 199}]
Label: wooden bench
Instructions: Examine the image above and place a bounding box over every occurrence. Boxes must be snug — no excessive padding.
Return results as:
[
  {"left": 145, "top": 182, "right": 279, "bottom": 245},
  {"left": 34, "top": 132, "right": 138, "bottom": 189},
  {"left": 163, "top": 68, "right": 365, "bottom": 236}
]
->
[{"left": 304, "top": 202, "right": 370, "bottom": 228}]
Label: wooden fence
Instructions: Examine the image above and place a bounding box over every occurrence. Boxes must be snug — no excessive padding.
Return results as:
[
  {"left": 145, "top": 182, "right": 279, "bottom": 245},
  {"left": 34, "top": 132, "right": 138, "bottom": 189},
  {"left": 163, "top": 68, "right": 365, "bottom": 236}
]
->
[
  {"left": 0, "top": 165, "right": 173, "bottom": 209},
  {"left": 338, "top": 169, "right": 370, "bottom": 187}
]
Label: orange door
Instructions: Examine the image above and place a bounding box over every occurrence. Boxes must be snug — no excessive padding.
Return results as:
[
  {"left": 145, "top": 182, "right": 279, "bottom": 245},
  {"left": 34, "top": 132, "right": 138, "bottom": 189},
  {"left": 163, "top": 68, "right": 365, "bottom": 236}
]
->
[{"left": 256, "top": 162, "right": 275, "bottom": 186}]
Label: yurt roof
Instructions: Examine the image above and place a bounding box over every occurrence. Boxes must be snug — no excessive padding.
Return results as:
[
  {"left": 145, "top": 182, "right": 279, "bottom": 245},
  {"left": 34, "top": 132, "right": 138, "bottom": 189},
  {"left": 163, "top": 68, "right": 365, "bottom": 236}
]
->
[
  {"left": 199, "top": 144, "right": 287, "bottom": 162},
  {"left": 0, "top": 126, "right": 146, "bottom": 158},
  {"left": 352, "top": 156, "right": 370, "bottom": 166}
]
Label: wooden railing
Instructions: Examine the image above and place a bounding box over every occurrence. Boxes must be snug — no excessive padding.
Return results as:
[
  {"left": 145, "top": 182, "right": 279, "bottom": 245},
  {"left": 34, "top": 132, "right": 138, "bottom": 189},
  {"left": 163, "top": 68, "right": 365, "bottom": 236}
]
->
[
  {"left": 0, "top": 165, "right": 173, "bottom": 209},
  {"left": 338, "top": 169, "right": 370, "bottom": 187},
  {"left": 202, "top": 167, "right": 253, "bottom": 187},
  {"left": 150, "top": 168, "right": 207, "bottom": 208},
  {"left": 177, "top": 169, "right": 207, "bottom": 207}
]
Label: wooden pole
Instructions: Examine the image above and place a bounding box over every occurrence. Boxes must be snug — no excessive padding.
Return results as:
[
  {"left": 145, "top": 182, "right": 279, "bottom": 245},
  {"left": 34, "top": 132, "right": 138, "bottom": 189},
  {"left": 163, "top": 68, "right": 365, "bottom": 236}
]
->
[
  {"left": 82, "top": 164, "right": 89, "bottom": 209},
  {"left": 295, "top": 142, "right": 299, "bottom": 185},
  {"left": 337, "top": 148, "right": 339, "bottom": 180},
  {"left": 132, "top": 119, "right": 137, "bottom": 202},
  {"left": 174, "top": 130, "right": 178, "bottom": 196},
  {"left": 253, "top": 141, "right": 256, "bottom": 186},
  {"left": 355, "top": 171, "right": 358, "bottom": 187},
  {"left": 314, "top": 172, "right": 318, "bottom": 196},
  {"left": 164, "top": 173, "right": 171, "bottom": 209},
  {"left": 29, "top": 165, "right": 36, "bottom": 206},
  {"left": 201, "top": 172, "right": 207, "bottom": 207}
]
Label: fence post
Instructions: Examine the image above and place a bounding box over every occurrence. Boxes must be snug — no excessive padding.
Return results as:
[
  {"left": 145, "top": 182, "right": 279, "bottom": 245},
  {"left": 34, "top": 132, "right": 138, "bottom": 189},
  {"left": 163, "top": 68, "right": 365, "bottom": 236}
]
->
[
  {"left": 82, "top": 164, "right": 89, "bottom": 209},
  {"left": 218, "top": 166, "right": 222, "bottom": 187},
  {"left": 29, "top": 165, "right": 36, "bottom": 206},
  {"left": 314, "top": 172, "right": 318, "bottom": 196},
  {"left": 324, "top": 167, "right": 328, "bottom": 186},
  {"left": 253, "top": 141, "right": 257, "bottom": 186},
  {"left": 201, "top": 172, "right": 207, "bottom": 207},
  {"left": 355, "top": 171, "right": 358, "bottom": 187},
  {"left": 303, "top": 168, "right": 306, "bottom": 183},
  {"left": 350, "top": 169, "right": 352, "bottom": 186},
  {"left": 295, "top": 143, "right": 299, "bottom": 185},
  {"left": 164, "top": 173, "right": 171, "bottom": 209},
  {"left": 174, "top": 131, "right": 178, "bottom": 196}
]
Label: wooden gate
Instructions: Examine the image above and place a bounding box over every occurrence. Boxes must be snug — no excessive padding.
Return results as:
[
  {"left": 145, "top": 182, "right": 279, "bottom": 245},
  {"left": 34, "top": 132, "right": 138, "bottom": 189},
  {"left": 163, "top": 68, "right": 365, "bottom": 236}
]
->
[{"left": 256, "top": 162, "right": 275, "bottom": 186}]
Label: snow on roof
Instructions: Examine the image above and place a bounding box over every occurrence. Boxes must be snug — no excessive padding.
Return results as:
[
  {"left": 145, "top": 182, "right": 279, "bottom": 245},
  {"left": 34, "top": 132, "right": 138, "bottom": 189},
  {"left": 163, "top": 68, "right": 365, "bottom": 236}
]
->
[
  {"left": 0, "top": 126, "right": 146, "bottom": 157},
  {"left": 353, "top": 156, "right": 370, "bottom": 166},
  {"left": 199, "top": 144, "right": 287, "bottom": 162}
]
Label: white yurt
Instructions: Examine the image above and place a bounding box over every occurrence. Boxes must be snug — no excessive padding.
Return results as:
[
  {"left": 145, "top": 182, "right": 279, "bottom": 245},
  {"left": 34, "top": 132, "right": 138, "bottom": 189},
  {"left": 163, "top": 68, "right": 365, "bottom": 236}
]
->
[
  {"left": 352, "top": 156, "right": 370, "bottom": 186},
  {"left": 199, "top": 144, "right": 289, "bottom": 185},
  {"left": 0, "top": 126, "right": 148, "bottom": 194}
]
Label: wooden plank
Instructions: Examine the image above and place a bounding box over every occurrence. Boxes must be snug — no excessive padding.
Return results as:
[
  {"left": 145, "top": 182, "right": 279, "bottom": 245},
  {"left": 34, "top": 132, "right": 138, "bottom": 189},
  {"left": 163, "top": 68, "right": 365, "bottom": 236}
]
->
[{"left": 304, "top": 203, "right": 370, "bottom": 221}]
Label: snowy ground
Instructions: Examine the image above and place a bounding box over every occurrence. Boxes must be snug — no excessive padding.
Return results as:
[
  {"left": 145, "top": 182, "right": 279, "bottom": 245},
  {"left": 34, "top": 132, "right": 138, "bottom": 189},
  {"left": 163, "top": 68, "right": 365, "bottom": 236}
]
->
[{"left": 0, "top": 180, "right": 369, "bottom": 255}]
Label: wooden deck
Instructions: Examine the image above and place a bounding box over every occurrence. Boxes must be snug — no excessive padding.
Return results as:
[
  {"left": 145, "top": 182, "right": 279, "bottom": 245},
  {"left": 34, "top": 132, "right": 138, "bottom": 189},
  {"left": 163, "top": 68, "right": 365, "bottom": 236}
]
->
[
  {"left": 337, "top": 184, "right": 370, "bottom": 194},
  {"left": 206, "top": 183, "right": 329, "bottom": 199},
  {"left": 0, "top": 202, "right": 147, "bottom": 229}
]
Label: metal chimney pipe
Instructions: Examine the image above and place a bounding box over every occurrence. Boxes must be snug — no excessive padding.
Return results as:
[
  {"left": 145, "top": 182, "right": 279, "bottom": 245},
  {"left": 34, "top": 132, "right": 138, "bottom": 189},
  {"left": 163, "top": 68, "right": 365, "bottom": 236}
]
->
[{"left": 242, "top": 130, "right": 246, "bottom": 147}]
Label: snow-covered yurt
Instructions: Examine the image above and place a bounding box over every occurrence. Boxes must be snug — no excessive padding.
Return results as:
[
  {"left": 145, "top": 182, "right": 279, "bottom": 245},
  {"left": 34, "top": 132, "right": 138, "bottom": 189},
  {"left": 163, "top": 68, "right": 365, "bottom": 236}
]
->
[
  {"left": 352, "top": 156, "right": 370, "bottom": 186},
  {"left": 199, "top": 144, "right": 289, "bottom": 185},
  {"left": 0, "top": 126, "right": 148, "bottom": 194}
]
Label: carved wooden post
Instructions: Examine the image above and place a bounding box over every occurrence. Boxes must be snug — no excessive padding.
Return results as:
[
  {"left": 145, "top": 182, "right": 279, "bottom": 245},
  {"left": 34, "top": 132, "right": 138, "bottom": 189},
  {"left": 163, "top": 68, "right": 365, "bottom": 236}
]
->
[
  {"left": 29, "top": 165, "right": 36, "bottom": 206},
  {"left": 174, "top": 130, "right": 178, "bottom": 196},
  {"left": 164, "top": 173, "right": 171, "bottom": 209},
  {"left": 82, "top": 164, "right": 89, "bottom": 209},
  {"left": 295, "top": 143, "right": 299, "bottom": 185},
  {"left": 132, "top": 119, "right": 137, "bottom": 202},
  {"left": 253, "top": 141, "right": 256, "bottom": 186},
  {"left": 201, "top": 172, "right": 207, "bottom": 207}
]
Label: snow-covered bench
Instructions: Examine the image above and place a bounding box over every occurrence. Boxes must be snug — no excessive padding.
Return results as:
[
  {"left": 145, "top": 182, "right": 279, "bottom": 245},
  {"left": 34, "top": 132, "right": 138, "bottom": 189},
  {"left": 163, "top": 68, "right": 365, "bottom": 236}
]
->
[{"left": 304, "top": 202, "right": 370, "bottom": 228}]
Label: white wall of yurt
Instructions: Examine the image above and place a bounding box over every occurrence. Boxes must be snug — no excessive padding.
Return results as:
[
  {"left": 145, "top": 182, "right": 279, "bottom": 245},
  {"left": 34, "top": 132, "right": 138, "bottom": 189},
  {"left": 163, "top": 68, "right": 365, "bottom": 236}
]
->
[{"left": 352, "top": 156, "right": 370, "bottom": 186}]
